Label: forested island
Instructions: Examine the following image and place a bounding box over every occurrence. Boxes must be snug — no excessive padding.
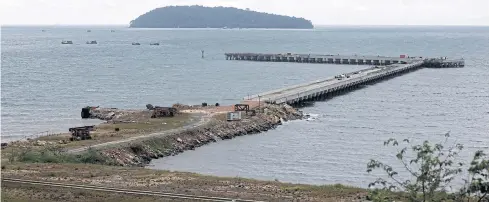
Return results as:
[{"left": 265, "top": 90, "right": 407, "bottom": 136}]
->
[{"left": 129, "top": 6, "right": 314, "bottom": 29}]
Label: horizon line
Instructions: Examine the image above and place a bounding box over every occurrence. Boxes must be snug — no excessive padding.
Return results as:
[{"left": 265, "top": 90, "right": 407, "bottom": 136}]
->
[{"left": 1, "top": 24, "right": 488, "bottom": 27}]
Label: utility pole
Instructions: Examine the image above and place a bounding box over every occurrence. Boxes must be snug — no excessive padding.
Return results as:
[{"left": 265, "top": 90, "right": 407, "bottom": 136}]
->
[
  {"left": 258, "top": 95, "right": 261, "bottom": 111},
  {"left": 201, "top": 50, "right": 205, "bottom": 59}
]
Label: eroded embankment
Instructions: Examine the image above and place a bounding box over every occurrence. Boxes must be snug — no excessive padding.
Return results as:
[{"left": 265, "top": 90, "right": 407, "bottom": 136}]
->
[{"left": 98, "top": 104, "right": 303, "bottom": 166}]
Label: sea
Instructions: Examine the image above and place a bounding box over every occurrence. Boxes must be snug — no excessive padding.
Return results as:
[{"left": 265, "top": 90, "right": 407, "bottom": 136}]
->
[{"left": 2, "top": 25, "right": 488, "bottom": 188}]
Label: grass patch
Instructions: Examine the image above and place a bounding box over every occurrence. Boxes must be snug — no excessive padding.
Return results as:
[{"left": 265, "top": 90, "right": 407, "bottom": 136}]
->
[{"left": 10, "top": 146, "right": 115, "bottom": 165}]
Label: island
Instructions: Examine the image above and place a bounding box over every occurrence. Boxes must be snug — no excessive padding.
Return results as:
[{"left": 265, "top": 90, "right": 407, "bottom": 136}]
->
[{"left": 129, "top": 5, "right": 314, "bottom": 29}]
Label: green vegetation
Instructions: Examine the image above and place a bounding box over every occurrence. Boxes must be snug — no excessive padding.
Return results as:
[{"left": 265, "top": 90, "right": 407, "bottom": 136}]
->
[
  {"left": 8, "top": 145, "right": 115, "bottom": 165},
  {"left": 367, "top": 133, "right": 489, "bottom": 202},
  {"left": 130, "top": 5, "right": 314, "bottom": 29}
]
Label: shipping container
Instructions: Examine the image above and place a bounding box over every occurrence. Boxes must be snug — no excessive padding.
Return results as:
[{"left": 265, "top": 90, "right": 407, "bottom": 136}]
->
[{"left": 227, "top": 111, "right": 242, "bottom": 121}]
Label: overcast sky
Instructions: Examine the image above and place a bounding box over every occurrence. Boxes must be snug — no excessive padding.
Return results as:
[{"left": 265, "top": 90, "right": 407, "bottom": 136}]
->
[{"left": 1, "top": 0, "right": 488, "bottom": 26}]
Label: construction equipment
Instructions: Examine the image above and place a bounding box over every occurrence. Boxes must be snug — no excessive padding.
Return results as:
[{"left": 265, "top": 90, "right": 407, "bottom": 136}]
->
[
  {"left": 69, "top": 126, "right": 95, "bottom": 141},
  {"left": 151, "top": 107, "right": 178, "bottom": 118},
  {"left": 234, "top": 104, "right": 250, "bottom": 112}
]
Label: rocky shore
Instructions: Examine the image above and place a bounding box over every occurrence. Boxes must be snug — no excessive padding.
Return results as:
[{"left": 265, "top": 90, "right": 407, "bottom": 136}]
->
[
  {"left": 99, "top": 103, "right": 303, "bottom": 166},
  {"left": 83, "top": 107, "right": 153, "bottom": 123}
]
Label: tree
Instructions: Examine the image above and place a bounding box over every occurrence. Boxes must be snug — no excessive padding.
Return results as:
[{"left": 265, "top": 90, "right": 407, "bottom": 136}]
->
[
  {"left": 367, "top": 133, "right": 488, "bottom": 202},
  {"left": 459, "top": 151, "right": 489, "bottom": 202}
]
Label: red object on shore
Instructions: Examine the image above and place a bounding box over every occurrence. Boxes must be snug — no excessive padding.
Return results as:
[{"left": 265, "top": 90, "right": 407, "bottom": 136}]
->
[{"left": 400, "top": 55, "right": 406, "bottom": 58}]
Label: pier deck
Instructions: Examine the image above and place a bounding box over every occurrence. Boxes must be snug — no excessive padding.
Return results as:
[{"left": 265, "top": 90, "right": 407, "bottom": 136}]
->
[
  {"left": 246, "top": 61, "right": 424, "bottom": 104},
  {"left": 229, "top": 52, "right": 464, "bottom": 105},
  {"left": 226, "top": 53, "right": 421, "bottom": 65}
]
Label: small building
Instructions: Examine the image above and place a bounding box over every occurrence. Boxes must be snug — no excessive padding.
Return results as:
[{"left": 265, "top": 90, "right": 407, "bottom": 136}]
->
[
  {"left": 152, "top": 107, "right": 178, "bottom": 118},
  {"left": 227, "top": 111, "right": 242, "bottom": 121}
]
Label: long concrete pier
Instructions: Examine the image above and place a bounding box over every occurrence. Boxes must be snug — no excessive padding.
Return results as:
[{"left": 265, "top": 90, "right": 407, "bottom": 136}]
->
[
  {"left": 230, "top": 53, "right": 464, "bottom": 105},
  {"left": 225, "top": 53, "right": 464, "bottom": 67}
]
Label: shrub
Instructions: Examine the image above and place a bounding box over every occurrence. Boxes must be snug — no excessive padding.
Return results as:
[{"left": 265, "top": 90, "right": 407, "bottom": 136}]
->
[
  {"left": 367, "top": 133, "right": 489, "bottom": 202},
  {"left": 15, "top": 146, "right": 114, "bottom": 165}
]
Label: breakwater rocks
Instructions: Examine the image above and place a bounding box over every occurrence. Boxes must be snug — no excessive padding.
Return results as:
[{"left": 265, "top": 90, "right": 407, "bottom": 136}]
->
[
  {"left": 99, "top": 104, "right": 303, "bottom": 166},
  {"left": 82, "top": 107, "right": 153, "bottom": 123}
]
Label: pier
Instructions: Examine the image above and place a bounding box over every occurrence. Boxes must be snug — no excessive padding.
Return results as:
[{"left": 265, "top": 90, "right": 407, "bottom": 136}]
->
[
  {"left": 225, "top": 53, "right": 464, "bottom": 67},
  {"left": 226, "top": 53, "right": 421, "bottom": 65},
  {"left": 228, "top": 53, "right": 464, "bottom": 105}
]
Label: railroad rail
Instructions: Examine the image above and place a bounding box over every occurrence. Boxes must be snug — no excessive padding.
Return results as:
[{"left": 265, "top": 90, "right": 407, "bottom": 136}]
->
[{"left": 2, "top": 178, "right": 264, "bottom": 202}]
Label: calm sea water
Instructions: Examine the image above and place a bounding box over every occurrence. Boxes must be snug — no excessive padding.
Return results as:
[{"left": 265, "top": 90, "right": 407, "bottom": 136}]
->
[{"left": 2, "top": 26, "right": 489, "bottom": 187}]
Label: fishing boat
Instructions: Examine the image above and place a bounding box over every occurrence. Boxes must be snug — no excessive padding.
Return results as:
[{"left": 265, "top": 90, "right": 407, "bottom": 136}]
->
[
  {"left": 61, "top": 40, "right": 73, "bottom": 44},
  {"left": 132, "top": 42, "right": 141, "bottom": 45},
  {"left": 150, "top": 42, "right": 160, "bottom": 46},
  {"left": 86, "top": 40, "right": 97, "bottom": 44}
]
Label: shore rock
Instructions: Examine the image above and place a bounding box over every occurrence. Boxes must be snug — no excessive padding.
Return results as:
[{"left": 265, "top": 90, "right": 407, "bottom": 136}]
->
[{"left": 86, "top": 108, "right": 153, "bottom": 123}]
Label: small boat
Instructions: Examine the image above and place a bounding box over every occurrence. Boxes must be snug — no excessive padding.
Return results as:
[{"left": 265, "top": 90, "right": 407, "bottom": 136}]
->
[
  {"left": 61, "top": 40, "right": 73, "bottom": 44},
  {"left": 132, "top": 42, "right": 140, "bottom": 45},
  {"left": 86, "top": 40, "right": 97, "bottom": 44},
  {"left": 150, "top": 42, "right": 160, "bottom": 46},
  {"left": 111, "top": 30, "right": 115, "bottom": 32},
  {"left": 87, "top": 30, "right": 91, "bottom": 32}
]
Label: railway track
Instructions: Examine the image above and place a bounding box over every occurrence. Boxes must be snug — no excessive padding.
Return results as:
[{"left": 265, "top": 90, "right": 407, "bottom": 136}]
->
[{"left": 2, "top": 178, "right": 265, "bottom": 202}]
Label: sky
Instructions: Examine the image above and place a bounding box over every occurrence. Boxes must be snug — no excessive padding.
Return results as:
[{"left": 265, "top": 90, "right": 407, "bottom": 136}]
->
[{"left": 1, "top": 0, "right": 488, "bottom": 26}]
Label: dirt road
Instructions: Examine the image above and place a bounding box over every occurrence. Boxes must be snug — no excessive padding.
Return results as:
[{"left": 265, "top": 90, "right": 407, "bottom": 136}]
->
[{"left": 67, "top": 112, "right": 212, "bottom": 154}]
